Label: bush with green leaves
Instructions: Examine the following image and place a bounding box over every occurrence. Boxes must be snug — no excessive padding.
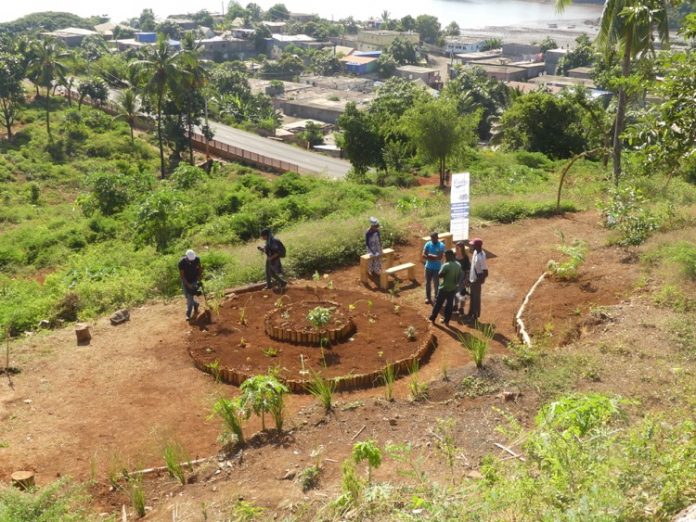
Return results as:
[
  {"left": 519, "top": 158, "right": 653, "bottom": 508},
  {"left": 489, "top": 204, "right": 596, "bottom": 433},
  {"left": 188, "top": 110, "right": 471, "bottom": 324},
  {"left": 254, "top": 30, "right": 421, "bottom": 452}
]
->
[
  {"left": 240, "top": 373, "right": 289, "bottom": 432},
  {"left": 599, "top": 185, "right": 659, "bottom": 246},
  {"left": 547, "top": 240, "right": 588, "bottom": 281},
  {"left": 0, "top": 478, "right": 97, "bottom": 521}
]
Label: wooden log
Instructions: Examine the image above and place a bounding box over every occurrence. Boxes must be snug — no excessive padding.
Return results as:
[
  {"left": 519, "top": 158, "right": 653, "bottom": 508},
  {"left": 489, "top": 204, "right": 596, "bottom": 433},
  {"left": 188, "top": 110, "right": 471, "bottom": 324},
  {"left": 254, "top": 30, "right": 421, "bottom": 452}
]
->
[
  {"left": 11, "top": 470, "right": 35, "bottom": 490},
  {"left": 75, "top": 324, "right": 91, "bottom": 345}
]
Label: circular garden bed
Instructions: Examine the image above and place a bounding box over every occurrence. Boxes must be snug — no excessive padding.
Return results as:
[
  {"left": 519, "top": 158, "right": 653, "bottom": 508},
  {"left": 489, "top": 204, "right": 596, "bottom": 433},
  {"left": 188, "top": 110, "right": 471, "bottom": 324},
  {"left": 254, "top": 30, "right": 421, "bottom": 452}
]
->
[{"left": 188, "top": 286, "right": 436, "bottom": 392}]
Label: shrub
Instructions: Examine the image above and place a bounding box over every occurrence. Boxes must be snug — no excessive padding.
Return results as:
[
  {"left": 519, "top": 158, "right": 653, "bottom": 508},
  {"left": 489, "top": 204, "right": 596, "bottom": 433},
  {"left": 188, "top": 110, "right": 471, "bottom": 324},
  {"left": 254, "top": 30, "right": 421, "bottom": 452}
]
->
[
  {"left": 474, "top": 201, "right": 578, "bottom": 223},
  {"left": 352, "top": 440, "right": 382, "bottom": 483},
  {"left": 599, "top": 185, "right": 659, "bottom": 246},
  {"left": 0, "top": 478, "right": 96, "bottom": 521},
  {"left": 170, "top": 164, "right": 207, "bottom": 190},
  {"left": 547, "top": 240, "right": 588, "bottom": 281},
  {"left": 240, "top": 374, "right": 288, "bottom": 432}
]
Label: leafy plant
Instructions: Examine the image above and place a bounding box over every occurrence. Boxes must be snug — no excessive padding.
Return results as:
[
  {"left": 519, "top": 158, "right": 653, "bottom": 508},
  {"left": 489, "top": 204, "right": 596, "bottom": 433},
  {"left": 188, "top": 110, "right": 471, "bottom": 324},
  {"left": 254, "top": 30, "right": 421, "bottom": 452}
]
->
[
  {"left": 305, "top": 370, "right": 336, "bottom": 413},
  {"left": 352, "top": 440, "right": 382, "bottom": 483},
  {"left": 162, "top": 440, "right": 188, "bottom": 485},
  {"left": 262, "top": 347, "right": 279, "bottom": 358},
  {"left": 298, "top": 464, "right": 322, "bottom": 492},
  {"left": 230, "top": 499, "right": 265, "bottom": 521},
  {"left": 240, "top": 374, "right": 288, "bottom": 432},
  {"left": 307, "top": 306, "right": 332, "bottom": 328},
  {"left": 433, "top": 418, "right": 458, "bottom": 478},
  {"left": 547, "top": 240, "right": 588, "bottom": 281},
  {"left": 404, "top": 325, "right": 417, "bottom": 341},
  {"left": 210, "top": 397, "right": 247, "bottom": 446},
  {"left": 205, "top": 359, "right": 222, "bottom": 383}
]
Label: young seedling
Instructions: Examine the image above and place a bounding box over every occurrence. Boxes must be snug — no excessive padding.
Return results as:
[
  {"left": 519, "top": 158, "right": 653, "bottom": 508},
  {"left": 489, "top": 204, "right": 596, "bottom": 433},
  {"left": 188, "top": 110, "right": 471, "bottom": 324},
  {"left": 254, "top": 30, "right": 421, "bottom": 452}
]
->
[
  {"left": 238, "top": 337, "right": 248, "bottom": 348},
  {"left": 305, "top": 370, "right": 336, "bottom": 413},
  {"left": 307, "top": 306, "right": 332, "bottom": 328},
  {"left": 210, "top": 397, "right": 247, "bottom": 446},
  {"left": 404, "top": 325, "right": 417, "bottom": 341},
  {"left": 238, "top": 307, "right": 248, "bottom": 326},
  {"left": 352, "top": 440, "right": 382, "bottom": 484},
  {"left": 408, "top": 360, "right": 429, "bottom": 402},
  {"left": 263, "top": 347, "right": 280, "bottom": 358},
  {"left": 162, "top": 440, "right": 189, "bottom": 485},
  {"left": 240, "top": 373, "right": 288, "bottom": 432},
  {"left": 458, "top": 322, "right": 495, "bottom": 369},
  {"left": 433, "top": 418, "right": 458, "bottom": 479},
  {"left": 205, "top": 360, "right": 222, "bottom": 383},
  {"left": 298, "top": 464, "right": 322, "bottom": 492},
  {"left": 274, "top": 295, "right": 290, "bottom": 308},
  {"left": 380, "top": 362, "right": 396, "bottom": 402}
]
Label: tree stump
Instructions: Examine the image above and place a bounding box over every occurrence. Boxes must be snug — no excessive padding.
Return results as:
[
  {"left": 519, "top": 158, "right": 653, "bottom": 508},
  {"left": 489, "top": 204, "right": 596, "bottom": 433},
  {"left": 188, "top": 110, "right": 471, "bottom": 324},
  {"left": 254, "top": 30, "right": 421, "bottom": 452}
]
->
[
  {"left": 11, "top": 470, "right": 35, "bottom": 490},
  {"left": 75, "top": 324, "right": 91, "bottom": 345}
]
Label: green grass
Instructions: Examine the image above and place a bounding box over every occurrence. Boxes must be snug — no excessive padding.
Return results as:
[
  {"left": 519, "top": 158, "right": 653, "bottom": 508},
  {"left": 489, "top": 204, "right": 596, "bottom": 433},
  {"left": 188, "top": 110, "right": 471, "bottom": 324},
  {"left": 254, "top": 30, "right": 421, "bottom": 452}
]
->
[{"left": 0, "top": 478, "right": 98, "bottom": 521}]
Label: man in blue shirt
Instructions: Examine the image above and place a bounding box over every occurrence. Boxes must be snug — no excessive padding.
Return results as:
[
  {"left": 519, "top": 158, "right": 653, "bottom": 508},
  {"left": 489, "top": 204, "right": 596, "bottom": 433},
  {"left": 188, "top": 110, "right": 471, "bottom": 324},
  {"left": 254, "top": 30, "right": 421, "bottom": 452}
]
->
[{"left": 422, "top": 232, "right": 445, "bottom": 304}]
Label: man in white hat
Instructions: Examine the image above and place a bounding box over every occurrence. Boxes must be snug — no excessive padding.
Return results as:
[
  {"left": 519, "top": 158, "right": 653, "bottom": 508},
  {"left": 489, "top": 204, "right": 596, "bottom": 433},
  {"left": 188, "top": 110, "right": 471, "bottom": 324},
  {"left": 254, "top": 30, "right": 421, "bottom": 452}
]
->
[
  {"left": 365, "top": 217, "right": 382, "bottom": 276},
  {"left": 179, "top": 249, "right": 202, "bottom": 320}
]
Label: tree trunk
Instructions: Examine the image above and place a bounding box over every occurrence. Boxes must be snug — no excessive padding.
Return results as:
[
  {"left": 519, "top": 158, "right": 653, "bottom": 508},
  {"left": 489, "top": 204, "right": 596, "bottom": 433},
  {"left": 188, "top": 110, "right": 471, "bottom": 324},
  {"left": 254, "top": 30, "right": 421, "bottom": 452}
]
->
[
  {"left": 45, "top": 87, "right": 51, "bottom": 140},
  {"left": 5, "top": 122, "right": 12, "bottom": 141},
  {"left": 188, "top": 109, "right": 194, "bottom": 165},
  {"left": 612, "top": 37, "right": 632, "bottom": 186},
  {"left": 157, "top": 97, "right": 165, "bottom": 179},
  {"left": 439, "top": 157, "right": 446, "bottom": 189},
  {"left": 130, "top": 124, "right": 135, "bottom": 146}
]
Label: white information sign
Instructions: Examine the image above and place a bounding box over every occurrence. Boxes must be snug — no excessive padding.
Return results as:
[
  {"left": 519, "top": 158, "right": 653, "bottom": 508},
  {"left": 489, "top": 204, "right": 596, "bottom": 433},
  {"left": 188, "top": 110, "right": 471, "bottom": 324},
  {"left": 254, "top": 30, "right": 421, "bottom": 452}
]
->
[{"left": 450, "top": 172, "right": 470, "bottom": 242}]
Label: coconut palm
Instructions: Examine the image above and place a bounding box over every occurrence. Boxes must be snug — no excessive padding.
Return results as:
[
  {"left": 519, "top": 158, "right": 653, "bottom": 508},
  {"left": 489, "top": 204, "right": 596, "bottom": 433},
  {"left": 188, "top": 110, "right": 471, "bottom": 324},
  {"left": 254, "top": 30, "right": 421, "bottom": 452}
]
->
[
  {"left": 114, "top": 88, "right": 140, "bottom": 146},
  {"left": 26, "top": 38, "right": 69, "bottom": 140},
  {"left": 555, "top": 0, "right": 671, "bottom": 185},
  {"left": 130, "top": 37, "right": 183, "bottom": 178},
  {"left": 178, "top": 33, "right": 209, "bottom": 164}
]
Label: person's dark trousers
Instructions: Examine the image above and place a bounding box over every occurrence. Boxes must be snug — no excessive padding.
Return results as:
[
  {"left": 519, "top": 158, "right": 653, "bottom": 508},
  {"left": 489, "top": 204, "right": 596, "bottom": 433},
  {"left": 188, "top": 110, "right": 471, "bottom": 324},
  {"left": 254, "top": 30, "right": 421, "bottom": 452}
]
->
[
  {"left": 429, "top": 289, "right": 456, "bottom": 324},
  {"left": 266, "top": 259, "right": 287, "bottom": 289},
  {"left": 182, "top": 280, "right": 199, "bottom": 318},
  {"left": 424, "top": 268, "right": 440, "bottom": 302},
  {"left": 468, "top": 281, "right": 482, "bottom": 320}
]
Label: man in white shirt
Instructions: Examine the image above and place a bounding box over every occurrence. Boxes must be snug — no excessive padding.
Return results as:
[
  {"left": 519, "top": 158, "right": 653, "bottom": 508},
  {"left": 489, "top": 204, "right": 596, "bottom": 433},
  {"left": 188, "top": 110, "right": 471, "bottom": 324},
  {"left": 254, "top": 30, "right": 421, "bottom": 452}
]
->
[{"left": 466, "top": 238, "right": 488, "bottom": 322}]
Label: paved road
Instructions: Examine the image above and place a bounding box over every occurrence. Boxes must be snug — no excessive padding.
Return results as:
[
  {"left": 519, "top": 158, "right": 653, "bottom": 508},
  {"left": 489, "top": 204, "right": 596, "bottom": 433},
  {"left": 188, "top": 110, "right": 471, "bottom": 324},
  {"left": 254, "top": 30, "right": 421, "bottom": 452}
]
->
[
  {"left": 104, "top": 86, "right": 351, "bottom": 179},
  {"left": 206, "top": 121, "right": 351, "bottom": 179}
]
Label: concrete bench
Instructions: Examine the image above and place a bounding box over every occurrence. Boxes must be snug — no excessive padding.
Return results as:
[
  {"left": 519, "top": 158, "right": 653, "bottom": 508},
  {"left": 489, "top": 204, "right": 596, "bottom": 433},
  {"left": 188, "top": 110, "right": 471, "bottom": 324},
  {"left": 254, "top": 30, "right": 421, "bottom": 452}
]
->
[
  {"left": 421, "top": 232, "right": 454, "bottom": 251},
  {"left": 360, "top": 248, "right": 395, "bottom": 284},
  {"left": 379, "top": 262, "right": 416, "bottom": 290}
]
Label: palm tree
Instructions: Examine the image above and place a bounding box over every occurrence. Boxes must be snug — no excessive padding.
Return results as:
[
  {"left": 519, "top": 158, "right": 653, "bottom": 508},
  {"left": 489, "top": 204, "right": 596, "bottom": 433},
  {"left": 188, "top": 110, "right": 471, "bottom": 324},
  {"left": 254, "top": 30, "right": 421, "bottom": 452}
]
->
[
  {"left": 179, "top": 33, "right": 208, "bottom": 164},
  {"left": 114, "top": 88, "right": 140, "bottom": 146},
  {"left": 555, "top": 0, "right": 671, "bottom": 185},
  {"left": 130, "top": 37, "right": 183, "bottom": 178},
  {"left": 26, "top": 38, "right": 69, "bottom": 140}
]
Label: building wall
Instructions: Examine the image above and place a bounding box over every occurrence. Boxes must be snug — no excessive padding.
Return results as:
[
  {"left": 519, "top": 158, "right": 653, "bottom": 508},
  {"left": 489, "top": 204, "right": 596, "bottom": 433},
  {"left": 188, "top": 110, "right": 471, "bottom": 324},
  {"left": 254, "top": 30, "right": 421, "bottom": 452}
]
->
[
  {"left": 356, "top": 30, "right": 419, "bottom": 48},
  {"left": 282, "top": 101, "right": 344, "bottom": 124}
]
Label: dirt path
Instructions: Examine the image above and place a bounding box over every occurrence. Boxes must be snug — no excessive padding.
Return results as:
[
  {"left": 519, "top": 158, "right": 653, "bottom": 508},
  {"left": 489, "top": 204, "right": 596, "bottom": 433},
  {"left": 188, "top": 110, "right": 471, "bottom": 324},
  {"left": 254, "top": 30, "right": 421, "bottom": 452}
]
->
[{"left": 0, "top": 211, "right": 639, "bottom": 494}]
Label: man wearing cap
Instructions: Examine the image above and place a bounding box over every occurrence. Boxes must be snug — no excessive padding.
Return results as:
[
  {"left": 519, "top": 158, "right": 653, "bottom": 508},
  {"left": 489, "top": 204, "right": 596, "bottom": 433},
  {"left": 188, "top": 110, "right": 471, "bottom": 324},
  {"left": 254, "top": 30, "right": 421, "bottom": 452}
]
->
[
  {"left": 260, "top": 228, "right": 287, "bottom": 291},
  {"left": 179, "top": 249, "right": 202, "bottom": 320},
  {"left": 467, "top": 238, "right": 488, "bottom": 322},
  {"left": 422, "top": 232, "right": 445, "bottom": 304},
  {"left": 365, "top": 217, "right": 382, "bottom": 276},
  {"left": 429, "top": 249, "right": 462, "bottom": 327}
]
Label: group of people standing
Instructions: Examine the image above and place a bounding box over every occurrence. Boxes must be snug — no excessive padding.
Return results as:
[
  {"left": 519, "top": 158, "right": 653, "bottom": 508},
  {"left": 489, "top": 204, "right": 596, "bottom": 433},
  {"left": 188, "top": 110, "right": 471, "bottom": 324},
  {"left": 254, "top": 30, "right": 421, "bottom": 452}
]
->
[
  {"left": 365, "top": 219, "right": 489, "bottom": 327},
  {"left": 423, "top": 232, "right": 488, "bottom": 327},
  {"left": 180, "top": 218, "right": 488, "bottom": 326}
]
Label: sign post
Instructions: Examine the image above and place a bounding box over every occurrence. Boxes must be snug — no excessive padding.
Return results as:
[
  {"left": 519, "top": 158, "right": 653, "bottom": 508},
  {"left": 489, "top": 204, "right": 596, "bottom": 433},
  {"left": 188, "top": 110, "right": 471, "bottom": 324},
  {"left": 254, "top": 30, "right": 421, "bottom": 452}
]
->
[{"left": 450, "top": 172, "right": 470, "bottom": 242}]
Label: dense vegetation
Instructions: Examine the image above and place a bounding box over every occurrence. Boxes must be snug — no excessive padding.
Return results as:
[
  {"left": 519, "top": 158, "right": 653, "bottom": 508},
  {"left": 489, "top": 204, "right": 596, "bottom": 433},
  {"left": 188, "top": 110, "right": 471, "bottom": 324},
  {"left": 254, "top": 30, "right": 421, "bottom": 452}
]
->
[{"left": 1, "top": 3, "right": 696, "bottom": 520}]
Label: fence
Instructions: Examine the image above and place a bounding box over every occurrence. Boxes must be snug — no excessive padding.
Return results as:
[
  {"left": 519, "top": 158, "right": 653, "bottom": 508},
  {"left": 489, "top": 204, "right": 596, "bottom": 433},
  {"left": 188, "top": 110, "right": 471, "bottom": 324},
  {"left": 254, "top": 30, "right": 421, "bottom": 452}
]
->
[
  {"left": 189, "top": 133, "right": 300, "bottom": 174},
  {"left": 59, "top": 88, "right": 300, "bottom": 174}
]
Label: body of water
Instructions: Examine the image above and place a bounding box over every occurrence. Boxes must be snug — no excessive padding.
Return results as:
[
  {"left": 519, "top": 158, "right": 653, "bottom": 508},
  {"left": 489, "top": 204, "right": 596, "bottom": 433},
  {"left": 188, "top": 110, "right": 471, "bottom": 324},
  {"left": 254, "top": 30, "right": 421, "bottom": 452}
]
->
[{"left": 2, "top": 0, "right": 602, "bottom": 29}]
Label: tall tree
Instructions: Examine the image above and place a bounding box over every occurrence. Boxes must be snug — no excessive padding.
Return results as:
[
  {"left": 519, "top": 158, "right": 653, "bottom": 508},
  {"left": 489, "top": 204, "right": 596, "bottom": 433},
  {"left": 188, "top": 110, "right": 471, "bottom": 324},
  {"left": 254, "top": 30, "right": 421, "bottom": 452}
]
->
[
  {"left": 114, "top": 88, "right": 140, "bottom": 146},
  {"left": 0, "top": 52, "right": 24, "bottom": 141},
  {"left": 403, "top": 97, "right": 479, "bottom": 188},
  {"left": 139, "top": 9, "right": 156, "bottom": 32},
  {"left": 131, "top": 37, "right": 183, "bottom": 178},
  {"left": 555, "top": 0, "right": 672, "bottom": 185},
  {"left": 179, "top": 33, "right": 209, "bottom": 164},
  {"left": 337, "top": 102, "right": 384, "bottom": 176},
  {"left": 26, "top": 38, "right": 69, "bottom": 140}
]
